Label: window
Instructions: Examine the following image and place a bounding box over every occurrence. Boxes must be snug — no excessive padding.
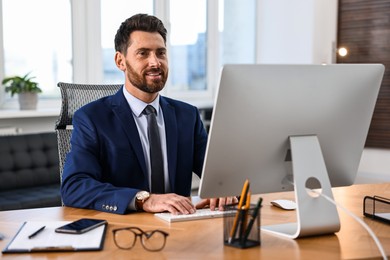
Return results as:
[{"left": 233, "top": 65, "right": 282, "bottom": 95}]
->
[
  {"left": 101, "top": 0, "right": 153, "bottom": 84},
  {"left": 0, "top": 0, "right": 257, "bottom": 106},
  {"left": 2, "top": 0, "right": 72, "bottom": 98},
  {"left": 219, "top": 0, "right": 256, "bottom": 65},
  {"left": 168, "top": 0, "right": 207, "bottom": 92},
  {"left": 166, "top": 0, "right": 257, "bottom": 100}
]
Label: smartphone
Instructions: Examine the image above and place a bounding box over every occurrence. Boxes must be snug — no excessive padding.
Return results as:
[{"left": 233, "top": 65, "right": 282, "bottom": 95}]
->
[{"left": 55, "top": 218, "right": 107, "bottom": 234}]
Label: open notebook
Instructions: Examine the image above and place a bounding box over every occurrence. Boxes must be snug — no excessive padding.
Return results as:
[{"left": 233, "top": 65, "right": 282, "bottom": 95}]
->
[{"left": 2, "top": 221, "right": 107, "bottom": 253}]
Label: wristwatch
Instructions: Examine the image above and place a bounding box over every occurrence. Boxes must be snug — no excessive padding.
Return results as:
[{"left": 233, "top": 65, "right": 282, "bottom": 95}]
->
[{"left": 135, "top": 191, "right": 150, "bottom": 211}]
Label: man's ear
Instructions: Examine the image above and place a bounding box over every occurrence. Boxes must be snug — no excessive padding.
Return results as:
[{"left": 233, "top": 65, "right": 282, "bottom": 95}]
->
[{"left": 114, "top": 52, "right": 126, "bottom": 71}]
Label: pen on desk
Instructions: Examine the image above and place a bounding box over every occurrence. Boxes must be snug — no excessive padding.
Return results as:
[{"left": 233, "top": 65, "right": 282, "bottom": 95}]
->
[
  {"left": 31, "top": 246, "right": 75, "bottom": 252},
  {"left": 28, "top": 226, "right": 45, "bottom": 239},
  {"left": 228, "top": 179, "right": 250, "bottom": 244},
  {"left": 242, "top": 197, "right": 263, "bottom": 243}
]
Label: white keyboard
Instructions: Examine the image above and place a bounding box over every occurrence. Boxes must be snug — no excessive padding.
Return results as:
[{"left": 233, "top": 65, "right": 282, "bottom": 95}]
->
[{"left": 155, "top": 208, "right": 236, "bottom": 223}]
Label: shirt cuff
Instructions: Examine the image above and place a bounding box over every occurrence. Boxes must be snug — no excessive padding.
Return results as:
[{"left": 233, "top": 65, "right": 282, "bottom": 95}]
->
[{"left": 128, "top": 196, "right": 137, "bottom": 211}]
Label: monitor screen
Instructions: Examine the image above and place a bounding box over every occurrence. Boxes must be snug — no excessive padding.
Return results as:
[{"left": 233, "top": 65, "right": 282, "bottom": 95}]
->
[{"left": 198, "top": 64, "right": 384, "bottom": 199}]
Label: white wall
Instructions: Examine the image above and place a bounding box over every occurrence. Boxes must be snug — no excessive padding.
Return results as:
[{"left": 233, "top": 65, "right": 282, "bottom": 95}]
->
[
  {"left": 257, "top": 0, "right": 338, "bottom": 64},
  {"left": 356, "top": 148, "right": 390, "bottom": 183}
]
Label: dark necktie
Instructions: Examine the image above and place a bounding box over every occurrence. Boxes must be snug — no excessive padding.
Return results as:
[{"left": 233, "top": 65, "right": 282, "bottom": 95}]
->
[{"left": 143, "top": 105, "right": 165, "bottom": 194}]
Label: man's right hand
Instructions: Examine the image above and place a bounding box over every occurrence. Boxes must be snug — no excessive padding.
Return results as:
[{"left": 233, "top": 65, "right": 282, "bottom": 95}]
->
[{"left": 142, "top": 193, "right": 196, "bottom": 214}]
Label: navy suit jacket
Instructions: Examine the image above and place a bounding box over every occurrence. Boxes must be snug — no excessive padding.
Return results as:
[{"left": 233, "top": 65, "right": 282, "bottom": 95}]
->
[{"left": 61, "top": 88, "right": 208, "bottom": 214}]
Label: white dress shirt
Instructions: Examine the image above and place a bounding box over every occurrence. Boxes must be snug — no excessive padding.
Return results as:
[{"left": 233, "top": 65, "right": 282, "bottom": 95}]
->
[{"left": 122, "top": 87, "right": 170, "bottom": 193}]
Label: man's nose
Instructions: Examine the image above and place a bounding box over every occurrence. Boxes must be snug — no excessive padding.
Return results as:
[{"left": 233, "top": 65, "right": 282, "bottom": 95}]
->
[{"left": 148, "top": 53, "right": 161, "bottom": 67}]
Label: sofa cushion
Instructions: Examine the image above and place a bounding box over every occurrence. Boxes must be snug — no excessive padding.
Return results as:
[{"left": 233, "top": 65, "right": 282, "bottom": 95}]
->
[
  {"left": 0, "top": 184, "right": 61, "bottom": 210},
  {"left": 0, "top": 132, "right": 61, "bottom": 210},
  {"left": 0, "top": 132, "right": 59, "bottom": 191}
]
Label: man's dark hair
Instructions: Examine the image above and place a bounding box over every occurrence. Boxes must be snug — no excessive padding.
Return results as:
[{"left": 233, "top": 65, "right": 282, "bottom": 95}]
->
[{"left": 114, "top": 13, "right": 167, "bottom": 55}]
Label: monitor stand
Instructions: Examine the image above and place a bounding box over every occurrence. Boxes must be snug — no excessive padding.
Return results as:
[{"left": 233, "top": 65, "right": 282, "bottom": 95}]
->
[{"left": 261, "top": 135, "right": 340, "bottom": 238}]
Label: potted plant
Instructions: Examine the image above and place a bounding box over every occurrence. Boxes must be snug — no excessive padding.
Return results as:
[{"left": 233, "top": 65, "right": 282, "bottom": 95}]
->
[{"left": 2, "top": 72, "right": 42, "bottom": 110}]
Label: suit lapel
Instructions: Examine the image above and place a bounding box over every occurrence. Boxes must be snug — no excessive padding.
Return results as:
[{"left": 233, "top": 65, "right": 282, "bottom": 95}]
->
[{"left": 110, "top": 89, "right": 148, "bottom": 176}]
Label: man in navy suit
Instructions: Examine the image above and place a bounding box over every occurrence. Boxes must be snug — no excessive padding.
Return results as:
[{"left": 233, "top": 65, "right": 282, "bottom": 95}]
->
[{"left": 61, "top": 14, "right": 236, "bottom": 214}]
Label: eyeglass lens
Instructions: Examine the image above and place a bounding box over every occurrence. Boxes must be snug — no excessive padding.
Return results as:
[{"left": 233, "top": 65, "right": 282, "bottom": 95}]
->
[{"left": 114, "top": 228, "right": 168, "bottom": 251}]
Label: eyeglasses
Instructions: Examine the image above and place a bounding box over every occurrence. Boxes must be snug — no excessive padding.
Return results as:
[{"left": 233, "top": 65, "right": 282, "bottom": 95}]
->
[{"left": 112, "top": 227, "right": 169, "bottom": 252}]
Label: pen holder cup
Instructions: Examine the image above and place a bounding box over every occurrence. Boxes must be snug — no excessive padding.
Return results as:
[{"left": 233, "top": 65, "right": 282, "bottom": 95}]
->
[{"left": 223, "top": 204, "right": 261, "bottom": 249}]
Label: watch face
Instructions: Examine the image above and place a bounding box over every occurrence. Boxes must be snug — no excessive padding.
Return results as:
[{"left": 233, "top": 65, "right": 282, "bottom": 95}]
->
[{"left": 137, "top": 191, "right": 150, "bottom": 200}]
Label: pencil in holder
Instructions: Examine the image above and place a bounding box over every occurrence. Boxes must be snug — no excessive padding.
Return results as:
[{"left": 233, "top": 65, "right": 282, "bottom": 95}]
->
[{"left": 223, "top": 203, "right": 261, "bottom": 249}]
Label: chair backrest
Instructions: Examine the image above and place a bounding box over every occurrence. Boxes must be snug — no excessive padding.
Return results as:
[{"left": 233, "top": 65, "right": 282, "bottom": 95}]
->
[{"left": 55, "top": 82, "right": 122, "bottom": 181}]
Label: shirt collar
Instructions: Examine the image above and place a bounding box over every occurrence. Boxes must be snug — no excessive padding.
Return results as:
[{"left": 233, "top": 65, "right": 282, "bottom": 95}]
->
[{"left": 122, "top": 87, "right": 160, "bottom": 117}]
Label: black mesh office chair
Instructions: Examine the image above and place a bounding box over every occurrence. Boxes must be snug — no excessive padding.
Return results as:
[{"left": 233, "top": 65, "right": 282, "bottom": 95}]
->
[{"left": 55, "top": 82, "right": 122, "bottom": 182}]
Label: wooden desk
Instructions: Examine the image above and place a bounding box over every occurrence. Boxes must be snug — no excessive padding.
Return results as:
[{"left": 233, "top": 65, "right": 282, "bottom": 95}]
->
[{"left": 0, "top": 183, "right": 389, "bottom": 259}]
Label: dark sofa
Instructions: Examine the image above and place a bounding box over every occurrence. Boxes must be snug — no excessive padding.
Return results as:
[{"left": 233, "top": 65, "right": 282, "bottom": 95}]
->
[{"left": 0, "top": 132, "right": 61, "bottom": 211}]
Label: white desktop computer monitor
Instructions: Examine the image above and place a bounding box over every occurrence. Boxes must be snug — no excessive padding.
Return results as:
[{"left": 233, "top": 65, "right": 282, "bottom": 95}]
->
[{"left": 198, "top": 64, "right": 384, "bottom": 238}]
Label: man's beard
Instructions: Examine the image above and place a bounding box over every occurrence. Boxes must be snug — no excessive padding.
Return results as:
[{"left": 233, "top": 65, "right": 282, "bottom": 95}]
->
[{"left": 125, "top": 61, "right": 168, "bottom": 93}]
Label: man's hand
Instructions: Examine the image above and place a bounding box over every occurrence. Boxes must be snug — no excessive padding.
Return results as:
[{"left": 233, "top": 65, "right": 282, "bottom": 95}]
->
[
  {"left": 195, "top": 197, "right": 238, "bottom": 211},
  {"left": 142, "top": 193, "right": 196, "bottom": 214}
]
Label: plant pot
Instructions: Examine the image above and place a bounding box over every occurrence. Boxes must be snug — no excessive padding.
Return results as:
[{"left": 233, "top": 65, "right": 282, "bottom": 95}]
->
[{"left": 18, "top": 92, "right": 38, "bottom": 110}]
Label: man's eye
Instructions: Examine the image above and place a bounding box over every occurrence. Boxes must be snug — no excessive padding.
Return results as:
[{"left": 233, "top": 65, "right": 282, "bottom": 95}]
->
[{"left": 158, "top": 51, "right": 166, "bottom": 57}]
